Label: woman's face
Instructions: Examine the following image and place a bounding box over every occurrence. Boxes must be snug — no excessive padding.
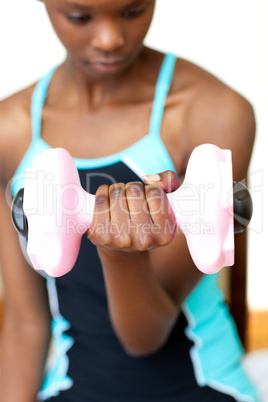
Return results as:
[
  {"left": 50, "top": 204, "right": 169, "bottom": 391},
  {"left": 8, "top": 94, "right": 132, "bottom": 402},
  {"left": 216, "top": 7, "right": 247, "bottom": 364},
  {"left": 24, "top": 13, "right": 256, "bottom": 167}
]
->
[{"left": 42, "top": 0, "right": 156, "bottom": 77}]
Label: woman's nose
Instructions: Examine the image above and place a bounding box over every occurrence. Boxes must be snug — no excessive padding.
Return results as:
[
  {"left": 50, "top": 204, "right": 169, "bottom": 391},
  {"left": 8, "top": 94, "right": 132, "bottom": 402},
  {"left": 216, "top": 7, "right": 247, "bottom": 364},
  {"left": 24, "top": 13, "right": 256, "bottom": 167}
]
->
[{"left": 90, "top": 19, "right": 125, "bottom": 52}]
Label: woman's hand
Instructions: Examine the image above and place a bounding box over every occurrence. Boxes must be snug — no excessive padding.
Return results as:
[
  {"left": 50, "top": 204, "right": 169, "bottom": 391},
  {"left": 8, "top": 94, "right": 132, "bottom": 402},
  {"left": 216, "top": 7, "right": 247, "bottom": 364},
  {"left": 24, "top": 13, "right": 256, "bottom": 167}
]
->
[{"left": 87, "top": 170, "right": 180, "bottom": 253}]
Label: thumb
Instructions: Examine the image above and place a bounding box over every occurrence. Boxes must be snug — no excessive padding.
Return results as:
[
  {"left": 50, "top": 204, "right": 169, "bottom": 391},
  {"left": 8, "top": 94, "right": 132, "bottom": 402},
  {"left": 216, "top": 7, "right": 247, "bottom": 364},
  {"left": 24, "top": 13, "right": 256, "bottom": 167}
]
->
[{"left": 143, "top": 170, "right": 180, "bottom": 193}]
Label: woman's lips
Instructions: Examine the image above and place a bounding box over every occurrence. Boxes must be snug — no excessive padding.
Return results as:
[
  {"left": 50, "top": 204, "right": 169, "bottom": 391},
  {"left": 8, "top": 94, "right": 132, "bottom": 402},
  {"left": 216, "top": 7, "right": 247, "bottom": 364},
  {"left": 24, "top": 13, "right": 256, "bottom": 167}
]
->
[{"left": 90, "top": 59, "right": 126, "bottom": 73}]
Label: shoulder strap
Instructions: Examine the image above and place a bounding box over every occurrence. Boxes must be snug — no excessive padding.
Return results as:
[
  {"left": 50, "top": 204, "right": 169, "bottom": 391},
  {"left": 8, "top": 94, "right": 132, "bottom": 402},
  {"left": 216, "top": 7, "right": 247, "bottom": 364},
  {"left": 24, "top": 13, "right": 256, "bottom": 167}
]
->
[
  {"left": 149, "top": 53, "right": 177, "bottom": 136},
  {"left": 31, "top": 67, "right": 57, "bottom": 139}
]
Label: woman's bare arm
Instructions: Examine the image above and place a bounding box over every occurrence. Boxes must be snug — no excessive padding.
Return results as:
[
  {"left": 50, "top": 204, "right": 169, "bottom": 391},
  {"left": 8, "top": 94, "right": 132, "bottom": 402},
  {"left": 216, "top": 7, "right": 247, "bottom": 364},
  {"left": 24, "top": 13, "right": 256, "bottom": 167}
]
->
[
  {"left": 0, "top": 98, "right": 51, "bottom": 401},
  {"left": 0, "top": 183, "right": 51, "bottom": 402}
]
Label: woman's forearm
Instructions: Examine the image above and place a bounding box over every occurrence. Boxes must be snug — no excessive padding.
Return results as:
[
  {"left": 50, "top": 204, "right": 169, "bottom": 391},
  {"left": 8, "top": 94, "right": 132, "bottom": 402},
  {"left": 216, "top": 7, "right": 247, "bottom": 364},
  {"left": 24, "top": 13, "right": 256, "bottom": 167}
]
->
[
  {"left": 0, "top": 314, "right": 51, "bottom": 402},
  {"left": 99, "top": 248, "right": 179, "bottom": 357}
]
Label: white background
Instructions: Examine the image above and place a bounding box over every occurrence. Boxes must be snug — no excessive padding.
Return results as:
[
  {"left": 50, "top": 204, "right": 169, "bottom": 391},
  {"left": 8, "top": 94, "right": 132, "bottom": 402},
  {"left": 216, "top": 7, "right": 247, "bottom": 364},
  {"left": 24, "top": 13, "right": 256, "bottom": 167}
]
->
[{"left": 0, "top": 0, "right": 267, "bottom": 309}]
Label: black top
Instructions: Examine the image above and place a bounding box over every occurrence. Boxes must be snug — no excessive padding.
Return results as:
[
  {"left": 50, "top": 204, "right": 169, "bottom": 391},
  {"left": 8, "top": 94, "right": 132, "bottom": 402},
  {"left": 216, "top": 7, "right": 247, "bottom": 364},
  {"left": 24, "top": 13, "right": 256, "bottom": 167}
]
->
[{"left": 45, "top": 164, "right": 236, "bottom": 402}]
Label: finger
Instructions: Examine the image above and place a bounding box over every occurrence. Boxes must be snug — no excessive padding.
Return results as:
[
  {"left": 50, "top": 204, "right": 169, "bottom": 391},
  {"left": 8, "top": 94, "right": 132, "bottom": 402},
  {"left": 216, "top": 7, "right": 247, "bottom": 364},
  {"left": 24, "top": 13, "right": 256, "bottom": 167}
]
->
[
  {"left": 109, "top": 183, "right": 131, "bottom": 247},
  {"left": 145, "top": 185, "right": 176, "bottom": 245},
  {"left": 143, "top": 170, "right": 180, "bottom": 193},
  {"left": 125, "top": 181, "right": 150, "bottom": 222},
  {"left": 87, "top": 184, "right": 110, "bottom": 244},
  {"left": 125, "top": 182, "right": 156, "bottom": 250},
  {"left": 109, "top": 183, "right": 128, "bottom": 220}
]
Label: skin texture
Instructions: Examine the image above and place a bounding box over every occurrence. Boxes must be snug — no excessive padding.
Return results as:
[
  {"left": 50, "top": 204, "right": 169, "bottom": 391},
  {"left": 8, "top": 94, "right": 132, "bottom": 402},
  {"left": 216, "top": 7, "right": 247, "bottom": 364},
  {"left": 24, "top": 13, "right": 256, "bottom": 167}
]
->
[{"left": 0, "top": 0, "right": 255, "bottom": 400}]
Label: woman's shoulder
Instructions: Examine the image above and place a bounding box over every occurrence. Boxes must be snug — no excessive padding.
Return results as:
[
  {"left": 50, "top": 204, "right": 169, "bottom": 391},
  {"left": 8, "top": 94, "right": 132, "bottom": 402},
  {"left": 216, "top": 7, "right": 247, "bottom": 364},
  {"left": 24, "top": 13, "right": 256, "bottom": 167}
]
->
[
  {"left": 151, "top": 50, "right": 254, "bottom": 124},
  {"left": 0, "top": 84, "right": 34, "bottom": 143},
  {"left": 0, "top": 84, "right": 35, "bottom": 184},
  {"left": 171, "top": 56, "right": 250, "bottom": 105},
  {"left": 169, "top": 55, "right": 255, "bottom": 180}
]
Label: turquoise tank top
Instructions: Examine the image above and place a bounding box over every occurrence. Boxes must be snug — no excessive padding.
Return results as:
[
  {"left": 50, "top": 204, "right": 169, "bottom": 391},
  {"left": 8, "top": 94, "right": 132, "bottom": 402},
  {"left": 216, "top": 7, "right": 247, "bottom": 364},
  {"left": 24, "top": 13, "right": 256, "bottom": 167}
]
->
[{"left": 11, "top": 54, "right": 259, "bottom": 402}]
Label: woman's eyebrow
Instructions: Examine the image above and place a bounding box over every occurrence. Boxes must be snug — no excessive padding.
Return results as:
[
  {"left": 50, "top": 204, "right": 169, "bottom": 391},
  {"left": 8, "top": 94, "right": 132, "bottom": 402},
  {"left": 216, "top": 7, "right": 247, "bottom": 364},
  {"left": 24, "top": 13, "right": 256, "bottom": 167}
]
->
[
  {"left": 57, "top": 1, "right": 93, "bottom": 10},
  {"left": 58, "top": 0, "right": 146, "bottom": 10},
  {"left": 125, "top": 0, "right": 153, "bottom": 7},
  {"left": 55, "top": 0, "right": 152, "bottom": 15}
]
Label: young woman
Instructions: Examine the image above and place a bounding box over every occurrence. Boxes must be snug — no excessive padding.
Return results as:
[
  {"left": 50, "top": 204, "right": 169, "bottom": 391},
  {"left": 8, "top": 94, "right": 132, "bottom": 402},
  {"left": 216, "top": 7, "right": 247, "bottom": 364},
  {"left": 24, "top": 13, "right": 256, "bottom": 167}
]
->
[{"left": 0, "top": 0, "right": 259, "bottom": 400}]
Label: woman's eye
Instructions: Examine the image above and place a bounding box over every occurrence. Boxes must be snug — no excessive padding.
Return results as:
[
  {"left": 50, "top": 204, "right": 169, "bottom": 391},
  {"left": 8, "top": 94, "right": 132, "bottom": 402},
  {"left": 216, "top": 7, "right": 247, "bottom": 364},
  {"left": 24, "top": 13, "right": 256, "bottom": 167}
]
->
[
  {"left": 122, "top": 7, "right": 145, "bottom": 19},
  {"left": 66, "top": 14, "right": 92, "bottom": 24}
]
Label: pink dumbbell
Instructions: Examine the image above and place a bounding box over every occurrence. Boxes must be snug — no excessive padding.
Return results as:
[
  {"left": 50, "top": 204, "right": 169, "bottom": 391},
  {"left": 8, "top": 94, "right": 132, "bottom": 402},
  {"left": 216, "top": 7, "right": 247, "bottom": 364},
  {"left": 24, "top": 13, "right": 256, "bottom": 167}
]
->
[{"left": 11, "top": 144, "right": 253, "bottom": 277}]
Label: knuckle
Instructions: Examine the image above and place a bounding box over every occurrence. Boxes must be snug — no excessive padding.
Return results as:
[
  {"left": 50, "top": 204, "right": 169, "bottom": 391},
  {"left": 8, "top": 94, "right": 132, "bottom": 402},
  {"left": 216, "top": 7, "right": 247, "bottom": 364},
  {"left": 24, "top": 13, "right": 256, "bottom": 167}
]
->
[
  {"left": 88, "top": 230, "right": 112, "bottom": 247},
  {"left": 95, "top": 194, "right": 108, "bottom": 208},
  {"left": 164, "top": 170, "right": 179, "bottom": 192},
  {"left": 159, "top": 233, "right": 174, "bottom": 247},
  {"left": 165, "top": 170, "right": 176, "bottom": 179},
  {"left": 109, "top": 183, "right": 124, "bottom": 200},
  {"left": 136, "top": 233, "right": 153, "bottom": 251},
  {"left": 118, "top": 234, "right": 132, "bottom": 249},
  {"left": 95, "top": 185, "right": 108, "bottom": 208},
  {"left": 126, "top": 182, "right": 144, "bottom": 198},
  {"left": 146, "top": 186, "right": 163, "bottom": 200},
  {"left": 158, "top": 227, "right": 175, "bottom": 247},
  {"left": 102, "top": 237, "right": 112, "bottom": 247}
]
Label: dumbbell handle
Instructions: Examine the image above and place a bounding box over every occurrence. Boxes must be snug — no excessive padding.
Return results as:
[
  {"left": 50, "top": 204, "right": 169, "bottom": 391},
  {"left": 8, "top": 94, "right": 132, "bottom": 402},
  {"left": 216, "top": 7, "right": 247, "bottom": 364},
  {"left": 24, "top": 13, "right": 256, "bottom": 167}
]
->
[{"left": 11, "top": 145, "right": 253, "bottom": 277}]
